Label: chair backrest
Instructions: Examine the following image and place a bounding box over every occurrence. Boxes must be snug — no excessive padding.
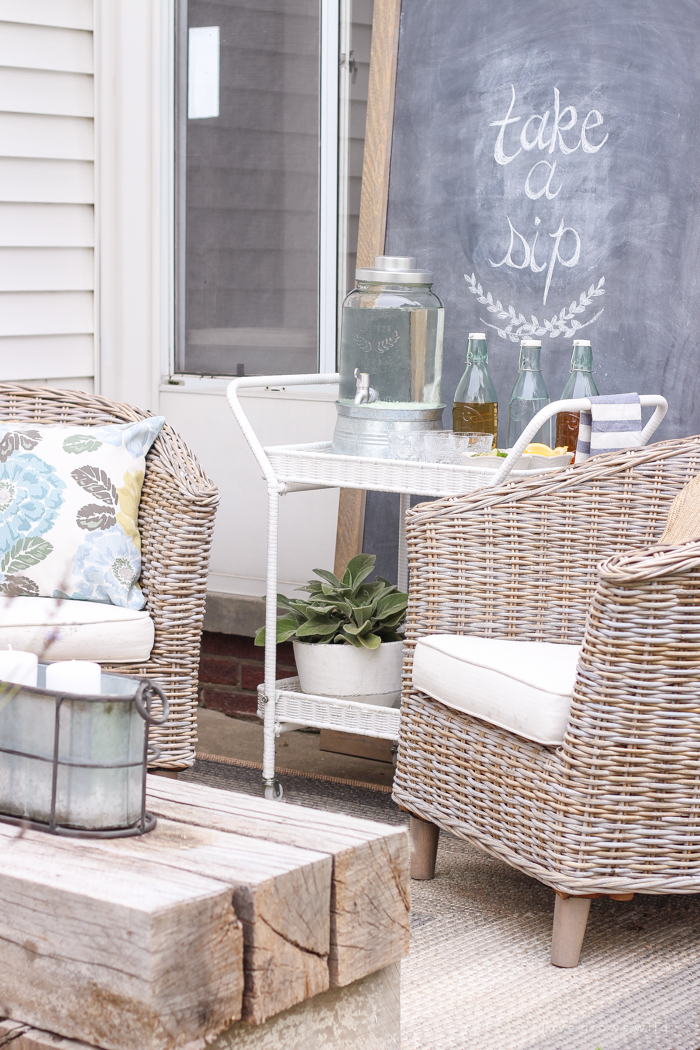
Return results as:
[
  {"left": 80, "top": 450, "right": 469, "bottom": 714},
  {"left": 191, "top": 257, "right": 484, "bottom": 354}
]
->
[
  {"left": 404, "top": 435, "right": 700, "bottom": 659},
  {"left": 0, "top": 382, "right": 217, "bottom": 609},
  {"left": 0, "top": 384, "right": 145, "bottom": 427}
]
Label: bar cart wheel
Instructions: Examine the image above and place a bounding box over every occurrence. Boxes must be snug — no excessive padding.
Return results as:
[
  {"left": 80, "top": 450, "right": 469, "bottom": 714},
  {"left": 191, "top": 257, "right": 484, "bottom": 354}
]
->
[{"left": 263, "top": 779, "right": 283, "bottom": 801}]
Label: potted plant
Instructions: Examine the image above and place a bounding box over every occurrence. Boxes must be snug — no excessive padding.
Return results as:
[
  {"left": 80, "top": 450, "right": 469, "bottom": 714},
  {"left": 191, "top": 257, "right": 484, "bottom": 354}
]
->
[{"left": 254, "top": 554, "right": 408, "bottom": 707}]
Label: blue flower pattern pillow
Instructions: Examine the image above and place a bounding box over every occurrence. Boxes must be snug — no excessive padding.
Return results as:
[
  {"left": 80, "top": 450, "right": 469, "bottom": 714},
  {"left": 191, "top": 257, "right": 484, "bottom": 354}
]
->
[{"left": 0, "top": 417, "right": 165, "bottom": 609}]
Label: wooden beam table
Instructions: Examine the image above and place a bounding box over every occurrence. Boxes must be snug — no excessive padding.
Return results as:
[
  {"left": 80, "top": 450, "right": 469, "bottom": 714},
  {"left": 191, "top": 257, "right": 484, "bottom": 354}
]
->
[{"left": 0, "top": 777, "right": 409, "bottom": 1050}]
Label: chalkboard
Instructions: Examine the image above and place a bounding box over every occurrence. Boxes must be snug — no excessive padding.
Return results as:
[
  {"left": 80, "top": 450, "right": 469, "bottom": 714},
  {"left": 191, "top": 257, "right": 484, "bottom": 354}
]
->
[{"left": 364, "top": 0, "right": 700, "bottom": 581}]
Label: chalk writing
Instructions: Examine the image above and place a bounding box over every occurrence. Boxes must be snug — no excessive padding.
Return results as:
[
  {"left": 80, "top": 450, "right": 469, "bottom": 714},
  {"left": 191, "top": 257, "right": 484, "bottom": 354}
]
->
[
  {"left": 489, "top": 215, "right": 581, "bottom": 304},
  {"left": 524, "top": 160, "right": 561, "bottom": 200},
  {"left": 480, "top": 84, "right": 609, "bottom": 320},
  {"left": 489, "top": 86, "right": 609, "bottom": 164}
]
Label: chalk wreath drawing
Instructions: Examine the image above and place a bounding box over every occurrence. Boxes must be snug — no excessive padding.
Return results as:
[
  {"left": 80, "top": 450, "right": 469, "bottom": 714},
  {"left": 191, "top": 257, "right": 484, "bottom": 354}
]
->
[{"left": 464, "top": 272, "right": 605, "bottom": 341}]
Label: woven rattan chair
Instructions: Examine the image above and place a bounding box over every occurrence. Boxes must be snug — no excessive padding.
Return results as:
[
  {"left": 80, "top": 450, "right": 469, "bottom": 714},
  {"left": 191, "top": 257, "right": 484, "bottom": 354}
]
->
[
  {"left": 393, "top": 434, "right": 700, "bottom": 966},
  {"left": 0, "top": 383, "right": 219, "bottom": 770}
]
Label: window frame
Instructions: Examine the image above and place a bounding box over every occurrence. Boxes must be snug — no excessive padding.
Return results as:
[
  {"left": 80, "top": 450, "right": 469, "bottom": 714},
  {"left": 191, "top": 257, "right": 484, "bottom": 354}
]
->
[{"left": 171, "top": 0, "right": 340, "bottom": 384}]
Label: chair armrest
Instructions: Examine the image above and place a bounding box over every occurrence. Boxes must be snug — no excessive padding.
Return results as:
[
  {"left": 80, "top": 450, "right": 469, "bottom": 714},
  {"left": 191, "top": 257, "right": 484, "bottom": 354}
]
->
[
  {"left": 147, "top": 423, "right": 220, "bottom": 504},
  {"left": 104, "top": 423, "right": 220, "bottom": 768},
  {"left": 558, "top": 541, "right": 700, "bottom": 872},
  {"left": 402, "top": 435, "right": 700, "bottom": 698},
  {"left": 139, "top": 422, "right": 219, "bottom": 614}
]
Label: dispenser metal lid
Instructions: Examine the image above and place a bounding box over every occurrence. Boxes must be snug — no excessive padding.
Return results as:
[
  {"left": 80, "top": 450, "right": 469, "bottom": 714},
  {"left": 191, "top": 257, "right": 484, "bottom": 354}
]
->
[{"left": 355, "top": 255, "right": 434, "bottom": 285}]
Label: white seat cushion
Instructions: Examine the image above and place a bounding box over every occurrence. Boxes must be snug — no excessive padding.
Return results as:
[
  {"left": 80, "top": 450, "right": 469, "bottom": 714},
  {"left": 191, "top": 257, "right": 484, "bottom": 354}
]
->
[
  {"left": 411, "top": 634, "right": 581, "bottom": 745},
  {"left": 0, "top": 596, "right": 154, "bottom": 663}
]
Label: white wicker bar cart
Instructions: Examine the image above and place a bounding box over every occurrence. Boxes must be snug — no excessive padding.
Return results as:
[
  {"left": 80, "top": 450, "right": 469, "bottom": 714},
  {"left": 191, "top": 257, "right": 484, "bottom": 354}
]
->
[{"left": 227, "top": 373, "right": 667, "bottom": 796}]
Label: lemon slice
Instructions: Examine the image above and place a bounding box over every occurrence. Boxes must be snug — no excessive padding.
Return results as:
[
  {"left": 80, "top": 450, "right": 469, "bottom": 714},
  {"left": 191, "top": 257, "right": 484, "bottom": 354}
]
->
[{"left": 523, "top": 443, "right": 569, "bottom": 456}]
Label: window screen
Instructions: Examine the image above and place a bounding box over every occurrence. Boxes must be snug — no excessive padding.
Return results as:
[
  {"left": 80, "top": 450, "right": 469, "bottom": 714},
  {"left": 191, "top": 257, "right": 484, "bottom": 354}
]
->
[
  {"left": 176, "top": 0, "right": 373, "bottom": 377},
  {"left": 179, "top": 0, "right": 321, "bottom": 376}
]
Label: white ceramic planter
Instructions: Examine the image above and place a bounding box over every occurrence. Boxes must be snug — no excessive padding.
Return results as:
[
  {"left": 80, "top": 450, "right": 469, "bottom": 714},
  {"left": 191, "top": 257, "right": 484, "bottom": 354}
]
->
[{"left": 292, "top": 639, "right": 404, "bottom": 707}]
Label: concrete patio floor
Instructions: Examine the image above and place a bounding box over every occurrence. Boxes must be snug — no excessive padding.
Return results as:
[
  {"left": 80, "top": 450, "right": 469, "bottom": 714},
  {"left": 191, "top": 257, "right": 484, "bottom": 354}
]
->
[{"left": 196, "top": 706, "right": 395, "bottom": 788}]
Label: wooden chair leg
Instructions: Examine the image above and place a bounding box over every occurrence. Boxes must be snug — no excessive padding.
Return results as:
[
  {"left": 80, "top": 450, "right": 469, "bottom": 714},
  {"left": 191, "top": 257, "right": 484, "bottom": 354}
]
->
[
  {"left": 551, "top": 894, "right": 591, "bottom": 968},
  {"left": 410, "top": 815, "right": 439, "bottom": 880}
]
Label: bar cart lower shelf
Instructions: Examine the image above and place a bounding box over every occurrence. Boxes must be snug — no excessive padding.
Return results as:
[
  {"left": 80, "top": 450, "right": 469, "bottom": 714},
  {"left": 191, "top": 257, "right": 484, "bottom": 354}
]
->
[
  {"left": 227, "top": 373, "right": 667, "bottom": 796},
  {"left": 257, "top": 677, "right": 401, "bottom": 741}
]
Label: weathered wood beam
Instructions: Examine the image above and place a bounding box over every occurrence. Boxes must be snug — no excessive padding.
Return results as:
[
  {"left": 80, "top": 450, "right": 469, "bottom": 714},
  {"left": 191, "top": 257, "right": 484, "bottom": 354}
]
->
[
  {"left": 146, "top": 776, "right": 410, "bottom": 987},
  {"left": 0, "top": 1020, "right": 86, "bottom": 1050},
  {"left": 0, "top": 825, "right": 243, "bottom": 1050},
  {"left": 53, "top": 818, "right": 332, "bottom": 1025}
]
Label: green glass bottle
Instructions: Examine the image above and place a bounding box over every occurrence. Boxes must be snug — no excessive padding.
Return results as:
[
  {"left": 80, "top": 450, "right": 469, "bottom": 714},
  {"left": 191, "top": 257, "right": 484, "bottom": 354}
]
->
[
  {"left": 452, "top": 333, "right": 498, "bottom": 448},
  {"left": 555, "top": 340, "right": 599, "bottom": 452},
  {"left": 507, "top": 340, "right": 552, "bottom": 447}
]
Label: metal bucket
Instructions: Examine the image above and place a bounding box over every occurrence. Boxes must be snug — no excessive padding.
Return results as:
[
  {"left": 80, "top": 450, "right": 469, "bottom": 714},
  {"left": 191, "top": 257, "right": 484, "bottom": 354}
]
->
[
  {"left": 331, "top": 403, "right": 444, "bottom": 458},
  {"left": 0, "top": 666, "right": 169, "bottom": 836}
]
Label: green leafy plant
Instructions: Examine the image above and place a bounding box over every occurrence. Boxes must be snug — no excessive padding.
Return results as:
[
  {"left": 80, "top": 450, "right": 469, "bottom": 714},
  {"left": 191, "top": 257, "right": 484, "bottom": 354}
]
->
[{"left": 254, "top": 554, "right": 407, "bottom": 651}]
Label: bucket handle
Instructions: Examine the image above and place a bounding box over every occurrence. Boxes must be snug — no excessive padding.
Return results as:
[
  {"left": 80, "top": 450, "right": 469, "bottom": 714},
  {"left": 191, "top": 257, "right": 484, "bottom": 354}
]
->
[{"left": 134, "top": 679, "right": 170, "bottom": 726}]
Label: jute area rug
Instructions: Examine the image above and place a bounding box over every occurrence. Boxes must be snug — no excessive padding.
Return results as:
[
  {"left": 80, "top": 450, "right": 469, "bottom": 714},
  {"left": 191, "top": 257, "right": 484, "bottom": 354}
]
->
[{"left": 185, "top": 757, "right": 700, "bottom": 1050}]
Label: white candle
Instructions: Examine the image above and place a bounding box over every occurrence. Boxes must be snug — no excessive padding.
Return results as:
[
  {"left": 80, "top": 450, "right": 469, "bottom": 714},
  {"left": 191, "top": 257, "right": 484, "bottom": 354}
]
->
[
  {"left": 46, "top": 660, "right": 102, "bottom": 696},
  {"left": 0, "top": 646, "right": 38, "bottom": 687}
]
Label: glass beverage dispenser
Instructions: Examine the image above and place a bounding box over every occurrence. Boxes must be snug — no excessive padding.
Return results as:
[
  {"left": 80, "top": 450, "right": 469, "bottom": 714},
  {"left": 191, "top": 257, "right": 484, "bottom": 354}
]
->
[{"left": 332, "top": 256, "right": 445, "bottom": 458}]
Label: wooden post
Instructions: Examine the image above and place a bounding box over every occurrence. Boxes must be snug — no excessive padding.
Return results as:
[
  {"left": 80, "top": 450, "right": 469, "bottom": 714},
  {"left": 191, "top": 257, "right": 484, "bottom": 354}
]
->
[
  {"left": 356, "top": 0, "right": 402, "bottom": 271},
  {"left": 333, "top": 0, "right": 402, "bottom": 578},
  {"left": 551, "top": 894, "right": 591, "bottom": 968},
  {"left": 333, "top": 489, "right": 367, "bottom": 580},
  {"left": 409, "top": 814, "right": 439, "bottom": 880}
]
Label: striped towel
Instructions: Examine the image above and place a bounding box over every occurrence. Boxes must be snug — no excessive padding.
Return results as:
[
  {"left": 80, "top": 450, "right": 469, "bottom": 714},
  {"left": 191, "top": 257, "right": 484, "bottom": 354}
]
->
[{"left": 575, "top": 393, "right": 642, "bottom": 464}]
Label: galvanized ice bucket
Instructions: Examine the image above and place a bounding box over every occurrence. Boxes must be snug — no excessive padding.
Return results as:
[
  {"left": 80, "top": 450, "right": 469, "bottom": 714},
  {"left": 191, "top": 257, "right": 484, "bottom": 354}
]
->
[{"left": 0, "top": 665, "right": 169, "bottom": 836}]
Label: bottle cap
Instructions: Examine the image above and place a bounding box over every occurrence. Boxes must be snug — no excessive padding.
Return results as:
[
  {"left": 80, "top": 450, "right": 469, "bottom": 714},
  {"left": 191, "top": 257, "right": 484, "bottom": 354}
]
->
[
  {"left": 571, "top": 342, "right": 593, "bottom": 371},
  {"left": 521, "top": 339, "right": 541, "bottom": 347},
  {"left": 468, "top": 332, "right": 486, "bottom": 339},
  {"left": 355, "top": 255, "right": 434, "bottom": 285}
]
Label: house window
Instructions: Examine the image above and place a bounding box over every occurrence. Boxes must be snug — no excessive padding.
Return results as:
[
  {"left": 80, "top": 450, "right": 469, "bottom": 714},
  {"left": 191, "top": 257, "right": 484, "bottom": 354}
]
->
[{"left": 176, "top": 0, "right": 373, "bottom": 378}]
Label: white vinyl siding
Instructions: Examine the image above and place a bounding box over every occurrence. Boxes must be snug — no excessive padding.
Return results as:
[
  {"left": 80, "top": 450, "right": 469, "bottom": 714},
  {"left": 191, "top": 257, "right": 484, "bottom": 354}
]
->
[
  {"left": 0, "top": 22, "right": 93, "bottom": 73},
  {"left": 0, "top": 248, "right": 94, "bottom": 289},
  {"left": 0, "top": 0, "right": 94, "bottom": 388},
  {"left": 0, "top": 159, "right": 94, "bottom": 203},
  {"left": 0, "top": 68, "right": 93, "bottom": 117}
]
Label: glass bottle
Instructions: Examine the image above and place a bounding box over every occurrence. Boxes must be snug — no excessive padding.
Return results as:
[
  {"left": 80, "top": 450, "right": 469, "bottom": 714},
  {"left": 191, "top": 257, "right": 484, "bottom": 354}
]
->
[
  {"left": 555, "top": 340, "right": 599, "bottom": 452},
  {"left": 452, "top": 332, "right": 498, "bottom": 448},
  {"left": 507, "top": 340, "right": 552, "bottom": 447}
]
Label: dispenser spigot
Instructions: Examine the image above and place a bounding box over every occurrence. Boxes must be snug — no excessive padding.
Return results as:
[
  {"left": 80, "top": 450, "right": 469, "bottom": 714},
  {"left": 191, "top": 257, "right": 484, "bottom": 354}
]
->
[{"left": 354, "top": 368, "right": 377, "bottom": 405}]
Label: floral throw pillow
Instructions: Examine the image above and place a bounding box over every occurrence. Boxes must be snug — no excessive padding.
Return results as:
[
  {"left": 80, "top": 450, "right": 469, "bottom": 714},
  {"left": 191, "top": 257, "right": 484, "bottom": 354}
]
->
[{"left": 0, "top": 417, "right": 165, "bottom": 609}]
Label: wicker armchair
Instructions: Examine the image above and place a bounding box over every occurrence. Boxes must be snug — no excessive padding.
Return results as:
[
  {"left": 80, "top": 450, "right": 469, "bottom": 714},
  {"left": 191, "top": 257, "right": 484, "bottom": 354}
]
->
[
  {"left": 0, "top": 383, "right": 219, "bottom": 770},
  {"left": 393, "top": 434, "right": 700, "bottom": 965}
]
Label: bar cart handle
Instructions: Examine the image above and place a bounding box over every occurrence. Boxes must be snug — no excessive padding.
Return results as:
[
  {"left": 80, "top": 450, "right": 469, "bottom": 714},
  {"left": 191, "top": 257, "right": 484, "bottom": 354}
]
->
[
  {"left": 226, "top": 373, "right": 340, "bottom": 484},
  {"left": 488, "top": 395, "right": 668, "bottom": 488}
]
